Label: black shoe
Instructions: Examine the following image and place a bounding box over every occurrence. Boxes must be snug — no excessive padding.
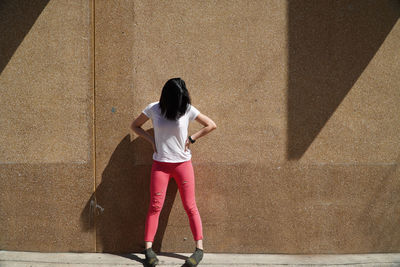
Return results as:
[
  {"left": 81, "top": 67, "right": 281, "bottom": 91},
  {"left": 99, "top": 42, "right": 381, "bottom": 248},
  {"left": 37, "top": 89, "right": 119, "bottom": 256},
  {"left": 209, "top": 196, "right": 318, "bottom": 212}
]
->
[
  {"left": 143, "top": 248, "right": 159, "bottom": 267},
  {"left": 185, "top": 248, "right": 203, "bottom": 266}
]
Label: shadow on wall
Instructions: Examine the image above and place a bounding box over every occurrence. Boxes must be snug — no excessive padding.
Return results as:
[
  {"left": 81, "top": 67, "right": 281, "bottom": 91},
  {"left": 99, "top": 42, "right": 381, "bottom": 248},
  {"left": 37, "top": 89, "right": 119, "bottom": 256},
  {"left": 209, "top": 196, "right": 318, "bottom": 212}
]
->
[
  {"left": 80, "top": 130, "right": 178, "bottom": 253},
  {"left": 287, "top": 0, "right": 400, "bottom": 160},
  {"left": 0, "top": 0, "right": 50, "bottom": 75}
]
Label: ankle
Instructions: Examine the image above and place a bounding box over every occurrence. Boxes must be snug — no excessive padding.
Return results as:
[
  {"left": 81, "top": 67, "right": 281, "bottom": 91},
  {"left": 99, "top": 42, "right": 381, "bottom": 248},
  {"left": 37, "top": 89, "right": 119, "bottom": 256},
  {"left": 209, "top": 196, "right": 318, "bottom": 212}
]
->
[{"left": 144, "top": 241, "right": 153, "bottom": 250}]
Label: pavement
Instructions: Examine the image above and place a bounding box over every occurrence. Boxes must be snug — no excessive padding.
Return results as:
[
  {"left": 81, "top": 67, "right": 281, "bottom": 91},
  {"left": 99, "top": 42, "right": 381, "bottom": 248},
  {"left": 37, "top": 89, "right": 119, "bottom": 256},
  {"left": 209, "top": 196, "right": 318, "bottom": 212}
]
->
[{"left": 1, "top": 251, "right": 400, "bottom": 267}]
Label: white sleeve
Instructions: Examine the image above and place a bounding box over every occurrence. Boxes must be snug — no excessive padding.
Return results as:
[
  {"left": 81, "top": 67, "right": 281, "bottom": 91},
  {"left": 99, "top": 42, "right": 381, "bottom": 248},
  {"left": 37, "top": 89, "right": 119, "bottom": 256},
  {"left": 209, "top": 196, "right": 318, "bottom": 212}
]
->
[
  {"left": 188, "top": 105, "right": 200, "bottom": 121},
  {"left": 142, "top": 103, "right": 153, "bottom": 118}
]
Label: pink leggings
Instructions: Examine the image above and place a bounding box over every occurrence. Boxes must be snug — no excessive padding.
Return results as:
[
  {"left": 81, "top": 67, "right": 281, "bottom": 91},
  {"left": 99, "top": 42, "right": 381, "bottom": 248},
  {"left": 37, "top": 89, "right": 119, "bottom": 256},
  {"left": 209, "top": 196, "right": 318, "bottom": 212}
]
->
[{"left": 144, "top": 159, "right": 203, "bottom": 242}]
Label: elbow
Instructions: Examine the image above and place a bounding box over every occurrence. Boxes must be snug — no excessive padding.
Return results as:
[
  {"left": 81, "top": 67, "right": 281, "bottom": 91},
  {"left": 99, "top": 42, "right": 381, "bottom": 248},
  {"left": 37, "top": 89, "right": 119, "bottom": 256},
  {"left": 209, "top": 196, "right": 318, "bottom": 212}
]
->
[{"left": 210, "top": 122, "right": 217, "bottom": 130}]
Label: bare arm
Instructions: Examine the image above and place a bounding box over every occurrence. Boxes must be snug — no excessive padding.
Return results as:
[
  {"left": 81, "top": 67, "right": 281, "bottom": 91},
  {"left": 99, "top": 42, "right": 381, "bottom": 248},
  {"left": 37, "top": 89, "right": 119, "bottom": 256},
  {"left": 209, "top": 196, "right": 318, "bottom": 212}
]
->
[
  {"left": 185, "top": 113, "right": 216, "bottom": 151},
  {"left": 130, "top": 113, "right": 157, "bottom": 152},
  {"left": 190, "top": 113, "right": 217, "bottom": 141}
]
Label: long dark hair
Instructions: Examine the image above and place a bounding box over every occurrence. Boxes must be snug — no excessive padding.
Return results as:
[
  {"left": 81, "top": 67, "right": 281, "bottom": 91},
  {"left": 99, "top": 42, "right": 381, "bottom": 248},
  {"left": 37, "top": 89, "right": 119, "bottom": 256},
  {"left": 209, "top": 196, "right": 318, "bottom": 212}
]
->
[{"left": 159, "top": 77, "right": 191, "bottom": 120}]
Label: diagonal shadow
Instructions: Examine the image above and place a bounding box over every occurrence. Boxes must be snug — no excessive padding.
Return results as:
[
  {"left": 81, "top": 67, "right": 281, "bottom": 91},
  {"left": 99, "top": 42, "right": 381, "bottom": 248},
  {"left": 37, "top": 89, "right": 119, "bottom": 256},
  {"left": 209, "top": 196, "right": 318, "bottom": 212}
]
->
[
  {"left": 287, "top": 0, "right": 400, "bottom": 160},
  {"left": 80, "top": 130, "right": 178, "bottom": 253},
  {"left": 0, "top": 0, "right": 50, "bottom": 75}
]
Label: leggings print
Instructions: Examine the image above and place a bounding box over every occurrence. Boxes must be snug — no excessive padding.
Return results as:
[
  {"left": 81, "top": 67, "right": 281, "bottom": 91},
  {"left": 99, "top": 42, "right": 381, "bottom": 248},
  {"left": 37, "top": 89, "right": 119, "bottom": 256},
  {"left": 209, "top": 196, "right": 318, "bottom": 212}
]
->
[{"left": 144, "top": 159, "right": 203, "bottom": 242}]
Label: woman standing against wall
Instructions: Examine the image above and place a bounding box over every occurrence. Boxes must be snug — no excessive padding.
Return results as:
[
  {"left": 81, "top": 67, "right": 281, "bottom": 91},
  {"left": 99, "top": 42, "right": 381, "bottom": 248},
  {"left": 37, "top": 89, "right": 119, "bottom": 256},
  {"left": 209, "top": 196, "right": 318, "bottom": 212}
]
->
[{"left": 131, "top": 78, "right": 217, "bottom": 266}]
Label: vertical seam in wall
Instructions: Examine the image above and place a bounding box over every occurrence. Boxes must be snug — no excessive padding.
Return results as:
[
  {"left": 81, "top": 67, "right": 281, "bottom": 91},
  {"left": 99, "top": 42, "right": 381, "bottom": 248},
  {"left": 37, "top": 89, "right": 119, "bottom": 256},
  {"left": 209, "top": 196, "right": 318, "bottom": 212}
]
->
[
  {"left": 91, "top": 0, "right": 97, "bottom": 253},
  {"left": 286, "top": 0, "right": 290, "bottom": 161}
]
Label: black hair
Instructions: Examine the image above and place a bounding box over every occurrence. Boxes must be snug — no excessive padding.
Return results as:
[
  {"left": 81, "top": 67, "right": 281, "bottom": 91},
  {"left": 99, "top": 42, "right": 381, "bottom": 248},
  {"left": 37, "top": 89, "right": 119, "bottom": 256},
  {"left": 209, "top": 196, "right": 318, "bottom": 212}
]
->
[{"left": 159, "top": 77, "right": 191, "bottom": 120}]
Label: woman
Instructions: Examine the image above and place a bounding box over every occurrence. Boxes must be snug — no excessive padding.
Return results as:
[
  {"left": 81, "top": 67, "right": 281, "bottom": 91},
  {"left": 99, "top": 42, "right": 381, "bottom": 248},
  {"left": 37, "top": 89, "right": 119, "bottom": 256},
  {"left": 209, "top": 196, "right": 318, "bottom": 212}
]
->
[{"left": 131, "top": 77, "right": 217, "bottom": 266}]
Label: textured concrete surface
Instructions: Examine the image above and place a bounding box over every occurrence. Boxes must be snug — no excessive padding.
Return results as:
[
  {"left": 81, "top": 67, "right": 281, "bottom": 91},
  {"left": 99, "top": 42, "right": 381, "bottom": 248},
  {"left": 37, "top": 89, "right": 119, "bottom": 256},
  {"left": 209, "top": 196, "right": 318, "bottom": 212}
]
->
[
  {"left": 1, "top": 0, "right": 400, "bottom": 254},
  {"left": 2, "top": 250, "right": 400, "bottom": 267},
  {"left": 0, "top": 164, "right": 94, "bottom": 252},
  {"left": 0, "top": 0, "right": 92, "bottom": 163},
  {"left": 0, "top": 0, "right": 95, "bottom": 252},
  {"left": 287, "top": 1, "right": 400, "bottom": 162}
]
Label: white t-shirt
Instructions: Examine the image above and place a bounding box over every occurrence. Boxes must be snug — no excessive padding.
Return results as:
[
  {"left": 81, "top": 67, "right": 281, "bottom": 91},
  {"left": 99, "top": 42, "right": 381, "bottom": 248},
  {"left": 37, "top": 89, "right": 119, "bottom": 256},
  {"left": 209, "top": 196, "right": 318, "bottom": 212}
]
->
[{"left": 142, "top": 101, "right": 200, "bottom": 163}]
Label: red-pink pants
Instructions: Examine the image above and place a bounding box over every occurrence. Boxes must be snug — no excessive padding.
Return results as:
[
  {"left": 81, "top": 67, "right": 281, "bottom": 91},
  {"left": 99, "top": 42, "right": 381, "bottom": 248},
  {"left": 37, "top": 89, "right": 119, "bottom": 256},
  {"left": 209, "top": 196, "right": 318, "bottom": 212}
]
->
[{"left": 144, "top": 159, "right": 203, "bottom": 242}]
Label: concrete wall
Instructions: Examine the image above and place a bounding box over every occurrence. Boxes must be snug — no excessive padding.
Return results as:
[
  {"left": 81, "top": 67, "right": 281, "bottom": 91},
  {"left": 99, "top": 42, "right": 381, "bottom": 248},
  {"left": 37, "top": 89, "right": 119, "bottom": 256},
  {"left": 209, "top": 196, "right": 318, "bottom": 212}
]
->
[
  {"left": 0, "top": 0, "right": 94, "bottom": 251},
  {"left": 0, "top": 0, "right": 399, "bottom": 253}
]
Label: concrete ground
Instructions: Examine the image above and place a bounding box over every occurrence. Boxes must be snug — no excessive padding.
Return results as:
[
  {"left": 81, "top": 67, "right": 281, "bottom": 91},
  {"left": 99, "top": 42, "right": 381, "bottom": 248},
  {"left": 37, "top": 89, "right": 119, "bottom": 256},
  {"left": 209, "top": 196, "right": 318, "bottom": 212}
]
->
[{"left": 1, "top": 251, "right": 400, "bottom": 267}]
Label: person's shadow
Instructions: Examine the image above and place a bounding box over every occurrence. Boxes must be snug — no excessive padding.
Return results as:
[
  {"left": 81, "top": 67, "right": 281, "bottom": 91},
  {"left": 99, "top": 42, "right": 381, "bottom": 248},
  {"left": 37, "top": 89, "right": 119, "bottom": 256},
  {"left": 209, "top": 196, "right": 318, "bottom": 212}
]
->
[
  {"left": 119, "top": 252, "right": 190, "bottom": 266},
  {"left": 80, "top": 129, "right": 178, "bottom": 254}
]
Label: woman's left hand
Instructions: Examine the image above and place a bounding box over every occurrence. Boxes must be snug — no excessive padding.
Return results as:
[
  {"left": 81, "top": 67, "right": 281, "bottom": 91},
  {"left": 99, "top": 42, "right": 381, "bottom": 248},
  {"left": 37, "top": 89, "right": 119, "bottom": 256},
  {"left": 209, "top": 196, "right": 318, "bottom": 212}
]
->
[{"left": 185, "top": 137, "right": 190, "bottom": 152}]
